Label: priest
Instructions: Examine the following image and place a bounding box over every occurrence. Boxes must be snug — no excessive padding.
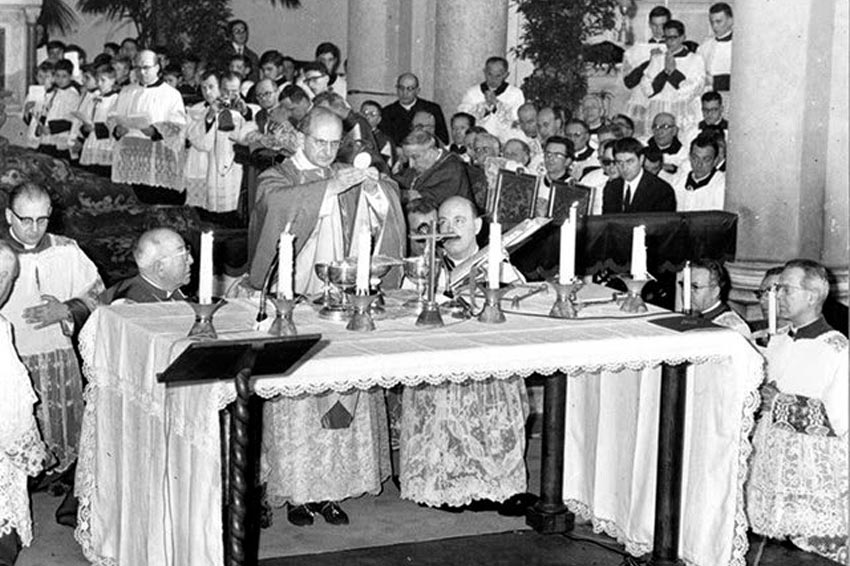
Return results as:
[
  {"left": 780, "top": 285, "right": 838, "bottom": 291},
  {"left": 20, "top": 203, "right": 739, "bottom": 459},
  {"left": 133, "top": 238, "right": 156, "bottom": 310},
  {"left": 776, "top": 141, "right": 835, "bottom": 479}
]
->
[{"left": 248, "top": 107, "right": 405, "bottom": 527}]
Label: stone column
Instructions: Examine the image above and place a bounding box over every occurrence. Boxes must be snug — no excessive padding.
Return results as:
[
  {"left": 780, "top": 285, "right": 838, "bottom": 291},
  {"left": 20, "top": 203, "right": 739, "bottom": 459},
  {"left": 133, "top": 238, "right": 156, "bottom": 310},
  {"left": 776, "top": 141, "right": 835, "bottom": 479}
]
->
[
  {"left": 726, "top": 0, "right": 848, "bottom": 312},
  {"left": 25, "top": 7, "right": 39, "bottom": 87},
  {"left": 346, "top": 0, "right": 405, "bottom": 110},
  {"left": 432, "top": 0, "right": 509, "bottom": 119}
]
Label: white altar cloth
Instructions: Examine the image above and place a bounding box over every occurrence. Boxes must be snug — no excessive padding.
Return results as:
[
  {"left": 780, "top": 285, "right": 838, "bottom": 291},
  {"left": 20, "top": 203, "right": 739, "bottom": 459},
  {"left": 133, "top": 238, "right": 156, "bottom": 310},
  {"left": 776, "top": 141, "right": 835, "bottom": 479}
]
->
[{"left": 74, "top": 287, "right": 763, "bottom": 566}]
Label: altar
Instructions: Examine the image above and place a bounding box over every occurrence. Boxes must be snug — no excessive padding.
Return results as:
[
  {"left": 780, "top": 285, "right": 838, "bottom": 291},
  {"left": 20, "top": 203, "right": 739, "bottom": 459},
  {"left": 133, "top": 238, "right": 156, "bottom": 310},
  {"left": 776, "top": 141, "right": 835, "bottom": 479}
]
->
[{"left": 74, "top": 285, "right": 763, "bottom": 566}]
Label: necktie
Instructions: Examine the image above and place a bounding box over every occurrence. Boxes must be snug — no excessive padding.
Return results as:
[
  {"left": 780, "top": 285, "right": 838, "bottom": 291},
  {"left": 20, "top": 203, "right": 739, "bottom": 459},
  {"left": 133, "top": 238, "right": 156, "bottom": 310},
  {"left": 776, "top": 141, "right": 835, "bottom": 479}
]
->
[{"left": 623, "top": 184, "right": 631, "bottom": 212}]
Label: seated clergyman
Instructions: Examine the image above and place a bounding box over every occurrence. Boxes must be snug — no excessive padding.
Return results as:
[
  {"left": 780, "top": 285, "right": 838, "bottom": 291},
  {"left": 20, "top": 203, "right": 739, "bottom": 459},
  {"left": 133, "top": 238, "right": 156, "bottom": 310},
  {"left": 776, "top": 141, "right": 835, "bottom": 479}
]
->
[
  {"left": 686, "top": 258, "right": 750, "bottom": 339},
  {"left": 100, "top": 228, "right": 193, "bottom": 304},
  {"left": 400, "top": 196, "right": 530, "bottom": 513}
]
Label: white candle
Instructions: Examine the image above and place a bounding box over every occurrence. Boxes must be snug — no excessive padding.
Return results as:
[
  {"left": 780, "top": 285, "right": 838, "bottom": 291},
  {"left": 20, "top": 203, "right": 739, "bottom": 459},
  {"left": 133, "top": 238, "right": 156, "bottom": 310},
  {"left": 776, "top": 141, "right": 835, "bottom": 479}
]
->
[
  {"left": 682, "top": 261, "right": 691, "bottom": 312},
  {"left": 488, "top": 222, "right": 502, "bottom": 289},
  {"left": 559, "top": 202, "right": 578, "bottom": 284},
  {"left": 355, "top": 229, "right": 371, "bottom": 294},
  {"left": 767, "top": 287, "right": 777, "bottom": 334},
  {"left": 199, "top": 231, "right": 214, "bottom": 304},
  {"left": 278, "top": 223, "right": 294, "bottom": 300},
  {"left": 630, "top": 225, "right": 647, "bottom": 280}
]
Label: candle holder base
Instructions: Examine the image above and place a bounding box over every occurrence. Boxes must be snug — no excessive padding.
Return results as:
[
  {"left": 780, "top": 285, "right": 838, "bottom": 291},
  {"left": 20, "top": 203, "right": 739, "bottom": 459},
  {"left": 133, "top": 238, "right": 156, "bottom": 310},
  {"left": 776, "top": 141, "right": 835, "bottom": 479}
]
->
[
  {"left": 679, "top": 309, "right": 701, "bottom": 326},
  {"left": 347, "top": 294, "right": 378, "bottom": 332},
  {"left": 478, "top": 288, "right": 507, "bottom": 324},
  {"left": 415, "top": 300, "right": 445, "bottom": 328},
  {"left": 549, "top": 279, "right": 583, "bottom": 319},
  {"left": 188, "top": 300, "right": 227, "bottom": 340},
  {"left": 269, "top": 297, "right": 298, "bottom": 336},
  {"left": 619, "top": 279, "right": 648, "bottom": 313}
]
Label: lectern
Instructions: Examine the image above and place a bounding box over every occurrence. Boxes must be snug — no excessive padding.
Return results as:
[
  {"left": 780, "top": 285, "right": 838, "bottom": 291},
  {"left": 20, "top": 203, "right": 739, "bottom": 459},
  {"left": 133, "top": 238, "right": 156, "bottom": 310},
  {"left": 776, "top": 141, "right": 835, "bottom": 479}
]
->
[{"left": 158, "top": 334, "right": 322, "bottom": 566}]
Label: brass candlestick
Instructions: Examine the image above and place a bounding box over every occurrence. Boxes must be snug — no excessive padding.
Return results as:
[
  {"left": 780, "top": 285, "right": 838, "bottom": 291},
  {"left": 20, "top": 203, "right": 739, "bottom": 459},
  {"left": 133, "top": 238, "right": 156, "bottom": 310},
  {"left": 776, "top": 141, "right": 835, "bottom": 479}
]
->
[
  {"left": 619, "top": 278, "right": 648, "bottom": 313},
  {"left": 268, "top": 297, "right": 297, "bottom": 336},
  {"left": 478, "top": 287, "right": 507, "bottom": 324},
  {"left": 188, "top": 299, "right": 227, "bottom": 340},
  {"left": 347, "top": 293, "right": 378, "bottom": 332},
  {"left": 549, "top": 278, "right": 583, "bottom": 319}
]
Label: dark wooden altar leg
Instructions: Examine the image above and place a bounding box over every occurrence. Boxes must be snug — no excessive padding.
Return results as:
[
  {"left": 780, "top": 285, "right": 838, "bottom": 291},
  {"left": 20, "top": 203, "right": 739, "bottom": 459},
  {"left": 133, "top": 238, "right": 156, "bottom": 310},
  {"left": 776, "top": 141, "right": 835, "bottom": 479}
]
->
[
  {"left": 649, "top": 362, "right": 688, "bottom": 566},
  {"left": 526, "top": 371, "right": 574, "bottom": 533},
  {"left": 226, "top": 358, "right": 260, "bottom": 566}
]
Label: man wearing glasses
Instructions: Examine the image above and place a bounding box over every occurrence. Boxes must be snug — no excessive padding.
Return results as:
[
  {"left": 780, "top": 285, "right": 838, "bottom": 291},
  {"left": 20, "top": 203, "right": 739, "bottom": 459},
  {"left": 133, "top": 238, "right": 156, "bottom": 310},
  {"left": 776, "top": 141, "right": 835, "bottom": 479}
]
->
[
  {"left": 1, "top": 183, "right": 104, "bottom": 527},
  {"left": 640, "top": 20, "right": 705, "bottom": 134},
  {"left": 100, "top": 228, "right": 192, "bottom": 303},
  {"left": 684, "top": 259, "right": 750, "bottom": 337},
  {"left": 380, "top": 73, "right": 448, "bottom": 147},
  {"left": 646, "top": 112, "right": 688, "bottom": 175},
  {"left": 564, "top": 119, "right": 599, "bottom": 181},
  {"left": 111, "top": 50, "right": 187, "bottom": 205},
  {"left": 748, "top": 259, "right": 848, "bottom": 562},
  {"left": 248, "top": 107, "right": 405, "bottom": 527}
]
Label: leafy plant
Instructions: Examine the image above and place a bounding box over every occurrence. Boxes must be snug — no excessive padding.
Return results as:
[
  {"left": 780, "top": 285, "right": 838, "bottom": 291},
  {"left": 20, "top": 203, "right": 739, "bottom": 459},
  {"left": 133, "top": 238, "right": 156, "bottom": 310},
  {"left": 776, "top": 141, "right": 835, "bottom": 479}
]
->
[
  {"left": 39, "top": 0, "right": 79, "bottom": 36},
  {"left": 514, "top": 0, "right": 620, "bottom": 113}
]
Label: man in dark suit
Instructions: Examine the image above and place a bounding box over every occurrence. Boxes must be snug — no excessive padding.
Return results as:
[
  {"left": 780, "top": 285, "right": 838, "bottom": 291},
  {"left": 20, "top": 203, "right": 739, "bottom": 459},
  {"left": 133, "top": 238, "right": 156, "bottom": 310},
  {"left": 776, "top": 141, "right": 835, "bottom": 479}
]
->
[
  {"left": 602, "top": 137, "right": 676, "bottom": 213},
  {"left": 225, "top": 20, "right": 260, "bottom": 83},
  {"left": 381, "top": 73, "right": 449, "bottom": 147}
]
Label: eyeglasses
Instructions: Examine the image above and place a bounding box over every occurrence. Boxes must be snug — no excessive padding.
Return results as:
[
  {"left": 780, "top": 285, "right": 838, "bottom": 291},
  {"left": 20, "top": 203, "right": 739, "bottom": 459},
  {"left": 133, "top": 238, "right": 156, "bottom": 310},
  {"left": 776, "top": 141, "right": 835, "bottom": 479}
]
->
[
  {"left": 256, "top": 91, "right": 276, "bottom": 98},
  {"left": 307, "top": 134, "right": 341, "bottom": 151},
  {"left": 473, "top": 146, "right": 493, "bottom": 154},
  {"left": 564, "top": 132, "right": 585, "bottom": 139},
  {"left": 9, "top": 208, "right": 50, "bottom": 228},
  {"left": 544, "top": 151, "right": 568, "bottom": 159},
  {"left": 677, "top": 281, "right": 713, "bottom": 290},
  {"left": 664, "top": 34, "right": 681, "bottom": 41},
  {"left": 396, "top": 85, "right": 417, "bottom": 92},
  {"left": 652, "top": 124, "right": 676, "bottom": 131},
  {"left": 161, "top": 244, "right": 192, "bottom": 262},
  {"left": 776, "top": 283, "right": 809, "bottom": 295}
]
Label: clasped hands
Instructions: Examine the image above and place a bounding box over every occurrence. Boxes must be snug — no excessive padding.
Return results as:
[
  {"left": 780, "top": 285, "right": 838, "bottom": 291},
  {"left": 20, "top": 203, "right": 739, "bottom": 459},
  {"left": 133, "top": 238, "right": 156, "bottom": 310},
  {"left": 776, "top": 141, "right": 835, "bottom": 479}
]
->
[
  {"left": 328, "top": 166, "right": 380, "bottom": 196},
  {"left": 22, "top": 295, "right": 70, "bottom": 329}
]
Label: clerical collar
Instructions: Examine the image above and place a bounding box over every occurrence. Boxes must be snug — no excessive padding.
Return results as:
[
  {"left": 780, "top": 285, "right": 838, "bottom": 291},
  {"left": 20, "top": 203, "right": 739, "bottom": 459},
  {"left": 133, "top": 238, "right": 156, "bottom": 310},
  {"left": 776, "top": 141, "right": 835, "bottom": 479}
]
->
[
  {"left": 716, "top": 32, "right": 733, "bottom": 43},
  {"left": 544, "top": 171, "right": 570, "bottom": 185},
  {"left": 672, "top": 47, "right": 690, "bottom": 58},
  {"left": 574, "top": 145, "right": 595, "bottom": 161},
  {"left": 788, "top": 316, "right": 832, "bottom": 340},
  {"left": 479, "top": 81, "right": 508, "bottom": 97},
  {"left": 449, "top": 143, "right": 466, "bottom": 155},
  {"left": 57, "top": 83, "right": 75, "bottom": 91},
  {"left": 145, "top": 77, "right": 165, "bottom": 89},
  {"left": 100, "top": 88, "right": 120, "bottom": 98},
  {"left": 701, "top": 301, "right": 730, "bottom": 320},
  {"left": 139, "top": 274, "right": 180, "bottom": 300},
  {"left": 648, "top": 136, "right": 682, "bottom": 155},
  {"left": 686, "top": 169, "right": 716, "bottom": 191},
  {"left": 445, "top": 245, "right": 479, "bottom": 270},
  {"left": 291, "top": 148, "right": 329, "bottom": 175},
  {"left": 716, "top": 159, "right": 726, "bottom": 172},
  {"left": 400, "top": 100, "right": 416, "bottom": 111},
  {"left": 5, "top": 230, "right": 50, "bottom": 254}
]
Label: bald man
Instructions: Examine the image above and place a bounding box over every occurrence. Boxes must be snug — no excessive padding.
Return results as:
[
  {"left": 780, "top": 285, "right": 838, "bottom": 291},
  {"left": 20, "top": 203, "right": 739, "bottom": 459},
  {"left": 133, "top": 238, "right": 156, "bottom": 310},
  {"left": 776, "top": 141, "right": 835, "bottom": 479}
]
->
[
  {"left": 100, "top": 229, "right": 193, "bottom": 303},
  {"left": 249, "top": 107, "right": 404, "bottom": 527},
  {"left": 0, "top": 241, "right": 47, "bottom": 564},
  {"left": 400, "top": 196, "right": 529, "bottom": 511},
  {"left": 381, "top": 72, "right": 449, "bottom": 146},
  {"left": 111, "top": 49, "right": 187, "bottom": 204},
  {"left": 395, "top": 129, "right": 475, "bottom": 209}
]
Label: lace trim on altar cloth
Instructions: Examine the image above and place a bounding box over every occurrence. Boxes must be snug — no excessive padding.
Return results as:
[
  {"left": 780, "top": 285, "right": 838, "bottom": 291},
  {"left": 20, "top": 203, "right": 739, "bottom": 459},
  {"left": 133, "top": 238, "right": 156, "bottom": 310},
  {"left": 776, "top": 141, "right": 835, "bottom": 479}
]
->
[
  {"left": 0, "top": 424, "right": 47, "bottom": 546},
  {"left": 566, "top": 371, "right": 760, "bottom": 566},
  {"left": 253, "top": 354, "right": 728, "bottom": 399}
]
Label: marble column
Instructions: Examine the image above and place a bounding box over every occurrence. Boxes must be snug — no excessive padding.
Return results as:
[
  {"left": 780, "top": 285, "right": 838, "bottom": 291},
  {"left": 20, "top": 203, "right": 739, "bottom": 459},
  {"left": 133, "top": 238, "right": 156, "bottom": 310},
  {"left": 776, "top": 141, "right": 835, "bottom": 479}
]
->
[
  {"left": 25, "top": 6, "right": 38, "bottom": 87},
  {"left": 346, "top": 0, "right": 405, "bottom": 110},
  {"left": 726, "top": 0, "right": 848, "bottom": 312},
  {"left": 432, "top": 0, "right": 509, "bottom": 120}
]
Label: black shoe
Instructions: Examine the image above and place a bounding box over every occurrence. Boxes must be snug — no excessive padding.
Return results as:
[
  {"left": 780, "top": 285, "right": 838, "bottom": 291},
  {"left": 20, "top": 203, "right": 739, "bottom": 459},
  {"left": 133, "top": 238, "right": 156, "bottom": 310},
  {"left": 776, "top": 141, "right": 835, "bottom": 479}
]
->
[
  {"left": 56, "top": 491, "right": 79, "bottom": 528},
  {"left": 287, "top": 504, "right": 315, "bottom": 527},
  {"left": 310, "top": 501, "right": 349, "bottom": 526},
  {"left": 497, "top": 492, "right": 539, "bottom": 517}
]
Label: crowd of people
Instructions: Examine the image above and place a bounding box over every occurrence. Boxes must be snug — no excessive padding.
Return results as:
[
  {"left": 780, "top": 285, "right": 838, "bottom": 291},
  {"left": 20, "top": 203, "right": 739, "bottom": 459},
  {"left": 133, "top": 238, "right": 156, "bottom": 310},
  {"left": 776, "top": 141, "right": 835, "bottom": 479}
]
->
[{"left": 1, "top": 3, "right": 846, "bottom": 565}]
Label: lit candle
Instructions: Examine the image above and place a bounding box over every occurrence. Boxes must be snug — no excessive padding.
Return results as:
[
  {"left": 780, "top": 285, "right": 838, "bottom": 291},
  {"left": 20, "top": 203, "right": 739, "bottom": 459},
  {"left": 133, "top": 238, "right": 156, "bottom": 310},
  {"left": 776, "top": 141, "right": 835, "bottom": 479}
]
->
[
  {"left": 488, "top": 222, "right": 502, "bottom": 289},
  {"left": 682, "top": 260, "right": 692, "bottom": 313},
  {"left": 767, "top": 286, "right": 777, "bottom": 334},
  {"left": 630, "top": 225, "right": 647, "bottom": 280},
  {"left": 559, "top": 202, "right": 578, "bottom": 284},
  {"left": 278, "top": 223, "right": 294, "bottom": 300},
  {"left": 199, "top": 231, "right": 214, "bottom": 304},
  {"left": 355, "top": 229, "right": 371, "bottom": 294}
]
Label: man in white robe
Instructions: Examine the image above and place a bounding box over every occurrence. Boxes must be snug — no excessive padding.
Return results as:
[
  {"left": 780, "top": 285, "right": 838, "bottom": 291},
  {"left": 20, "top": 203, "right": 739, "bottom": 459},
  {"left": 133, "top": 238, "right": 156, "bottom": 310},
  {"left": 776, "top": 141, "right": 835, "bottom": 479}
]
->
[
  {"left": 111, "top": 50, "right": 186, "bottom": 204},
  {"left": 0, "top": 241, "right": 47, "bottom": 565},
  {"left": 747, "top": 259, "right": 848, "bottom": 563},
  {"left": 457, "top": 57, "right": 525, "bottom": 142}
]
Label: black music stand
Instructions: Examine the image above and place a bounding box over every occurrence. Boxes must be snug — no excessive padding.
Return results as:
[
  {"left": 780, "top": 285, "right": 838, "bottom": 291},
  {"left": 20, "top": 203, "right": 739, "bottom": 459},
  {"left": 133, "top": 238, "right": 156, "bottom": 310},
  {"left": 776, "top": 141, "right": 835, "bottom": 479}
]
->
[{"left": 158, "top": 333, "right": 322, "bottom": 566}]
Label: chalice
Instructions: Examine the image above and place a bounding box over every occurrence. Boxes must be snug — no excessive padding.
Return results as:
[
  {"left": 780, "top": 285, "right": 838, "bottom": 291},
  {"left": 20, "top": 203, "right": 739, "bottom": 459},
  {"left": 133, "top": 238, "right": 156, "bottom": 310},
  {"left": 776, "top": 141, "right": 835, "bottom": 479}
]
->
[
  {"left": 313, "top": 262, "right": 332, "bottom": 306},
  {"left": 324, "top": 260, "right": 358, "bottom": 322},
  {"left": 402, "top": 256, "right": 429, "bottom": 312}
]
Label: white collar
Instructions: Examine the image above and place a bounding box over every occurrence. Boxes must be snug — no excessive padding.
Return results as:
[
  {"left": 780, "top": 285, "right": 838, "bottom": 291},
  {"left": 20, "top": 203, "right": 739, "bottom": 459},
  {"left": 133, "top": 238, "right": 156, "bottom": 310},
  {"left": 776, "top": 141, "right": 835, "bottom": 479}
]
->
[{"left": 291, "top": 148, "right": 322, "bottom": 172}]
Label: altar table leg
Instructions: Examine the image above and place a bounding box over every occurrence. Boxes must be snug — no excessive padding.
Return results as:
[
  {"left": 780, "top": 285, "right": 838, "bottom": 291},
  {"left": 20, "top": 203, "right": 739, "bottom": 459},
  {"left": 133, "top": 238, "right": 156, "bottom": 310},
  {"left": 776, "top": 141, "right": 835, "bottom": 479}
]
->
[
  {"left": 225, "top": 358, "right": 262, "bottom": 566},
  {"left": 649, "top": 362, "right": 688, "bottom": 566},
  {"left": 526, "top": 371, "right": 574, "bottom": 534}
]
